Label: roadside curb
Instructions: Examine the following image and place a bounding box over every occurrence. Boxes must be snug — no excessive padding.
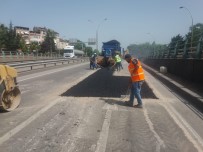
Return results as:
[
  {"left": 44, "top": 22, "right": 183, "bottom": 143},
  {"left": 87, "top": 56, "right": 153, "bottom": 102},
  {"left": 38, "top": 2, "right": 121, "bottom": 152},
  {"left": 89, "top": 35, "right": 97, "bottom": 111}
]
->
[{"left": 142, "top": 63, "right": 203, "bottom": 113}]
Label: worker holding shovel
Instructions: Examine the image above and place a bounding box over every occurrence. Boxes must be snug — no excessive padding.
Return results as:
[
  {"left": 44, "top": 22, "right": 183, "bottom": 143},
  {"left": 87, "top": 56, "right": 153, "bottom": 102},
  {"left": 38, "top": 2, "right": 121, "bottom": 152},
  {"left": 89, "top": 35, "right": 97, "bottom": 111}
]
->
[{"left": 124, "top": 54, "right": 145, "bottom": 108}]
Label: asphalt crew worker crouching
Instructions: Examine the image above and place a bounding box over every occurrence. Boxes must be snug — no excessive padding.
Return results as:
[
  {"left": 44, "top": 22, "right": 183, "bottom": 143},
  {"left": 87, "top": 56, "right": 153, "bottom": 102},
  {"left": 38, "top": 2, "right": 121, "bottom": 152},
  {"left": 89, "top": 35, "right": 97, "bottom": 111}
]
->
[
  {"left": 90, "top": 53, "right": 97, "bottom": 69},
  {"left": 124, "top": 54, "right": 145, "bottom": 108}
]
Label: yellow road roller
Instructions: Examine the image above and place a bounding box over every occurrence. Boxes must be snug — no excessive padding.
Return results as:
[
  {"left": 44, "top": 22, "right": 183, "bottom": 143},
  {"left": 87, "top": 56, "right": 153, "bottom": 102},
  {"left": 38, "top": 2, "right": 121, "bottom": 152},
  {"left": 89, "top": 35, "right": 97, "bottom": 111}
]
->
[{"left": 0, "top": 65, "right": 21, "bottom": 111}]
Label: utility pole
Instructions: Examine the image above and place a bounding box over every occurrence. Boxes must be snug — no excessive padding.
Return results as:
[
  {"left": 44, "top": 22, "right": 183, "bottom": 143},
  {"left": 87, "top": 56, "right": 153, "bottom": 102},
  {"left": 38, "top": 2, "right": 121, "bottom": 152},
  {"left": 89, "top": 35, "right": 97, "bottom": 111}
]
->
[
  {"left": 179, "top": 6, "right": 194, "bottom": 50},
  {"left": 96, "top": 18, "right": 107, "bottom": 51}
]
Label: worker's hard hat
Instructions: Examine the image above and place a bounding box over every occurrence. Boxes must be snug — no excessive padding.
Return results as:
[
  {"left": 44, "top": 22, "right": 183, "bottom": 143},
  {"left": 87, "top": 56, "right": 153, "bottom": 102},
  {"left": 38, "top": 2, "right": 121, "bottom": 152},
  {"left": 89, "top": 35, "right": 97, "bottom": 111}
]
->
[{"left": 124, "top": 54, "right": 131, "bottom": 59}]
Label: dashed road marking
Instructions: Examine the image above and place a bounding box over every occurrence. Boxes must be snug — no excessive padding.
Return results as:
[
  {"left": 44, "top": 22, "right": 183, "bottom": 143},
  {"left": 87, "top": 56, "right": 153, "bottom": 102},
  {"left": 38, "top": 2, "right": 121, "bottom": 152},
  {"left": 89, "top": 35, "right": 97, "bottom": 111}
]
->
[
  {"left": 143, "top": 107, "right": 165, "bottom": 152},
  {"left": 95, "top": 104, "right": 113, "bottom": 152},
  {"left": 0, "top": 97, "right": 65, "bottom": 146},
  {"left": 0, "top": 68, "right": 95, "bottom": 146},
  {"left": 145, "top": 72, "right": 203, "bottom": 152}
]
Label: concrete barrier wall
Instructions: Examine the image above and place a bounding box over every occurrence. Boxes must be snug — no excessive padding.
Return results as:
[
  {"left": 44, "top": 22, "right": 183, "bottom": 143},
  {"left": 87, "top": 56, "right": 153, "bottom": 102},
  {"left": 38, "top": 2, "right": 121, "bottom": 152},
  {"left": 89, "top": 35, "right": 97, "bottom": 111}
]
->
[{"left": 143, "top": 59, "right": 203, "bottom": 83}]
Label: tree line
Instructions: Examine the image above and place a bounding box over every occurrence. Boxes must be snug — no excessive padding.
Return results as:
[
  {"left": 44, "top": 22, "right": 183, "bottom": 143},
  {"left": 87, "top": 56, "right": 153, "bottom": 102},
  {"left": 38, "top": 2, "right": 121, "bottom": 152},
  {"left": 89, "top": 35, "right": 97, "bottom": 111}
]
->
[
  {"left": 0, "top": 23, "right": 22, "bottom": 51},
  {"left": 127, "top": 23, "right": 203, "bottom": 58},
  {"left": 0, "top": 22, "right": 53, "bottom": 53},
  {"left": 0, "top": 22, "right": 97, "bottom": 56}
]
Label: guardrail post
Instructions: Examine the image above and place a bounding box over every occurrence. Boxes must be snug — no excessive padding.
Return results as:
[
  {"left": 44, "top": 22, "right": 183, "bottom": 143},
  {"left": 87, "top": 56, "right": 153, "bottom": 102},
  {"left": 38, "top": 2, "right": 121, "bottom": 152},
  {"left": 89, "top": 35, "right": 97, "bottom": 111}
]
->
[
  {"left": 158, "top": 49, "right": 163, "bottom": 58},
  {"left": 173, "top": 42, "right": 179, "bottom": 58},
  {"left": 10, "top": 51, "right": 13, "bottom": 60},
  {"left": 161, "top": 49, "right": 165, "bottom": 58},
  {"left": 155, "top": 50, "right": 158, "bottom": 58},
  {"left": 183, "top": 39, "right": 189, "bottom": 59},
  {"left": 19, "top": 52, "right": 21, "bottom": 59},
  {"left": 16, "top": 52, "right": 19, "bottom": 59},
  {"left": 167, "top": 47, "right": 173, "bottom": 58},
  {"left": 22, "top": 53, "right": 25, "bottom": 60},
  {"left": 196, "top": 35, "right": 203, "bottom": 59},
  {"left": 2, "top": 51, "right": 5, "bottom": 61}
]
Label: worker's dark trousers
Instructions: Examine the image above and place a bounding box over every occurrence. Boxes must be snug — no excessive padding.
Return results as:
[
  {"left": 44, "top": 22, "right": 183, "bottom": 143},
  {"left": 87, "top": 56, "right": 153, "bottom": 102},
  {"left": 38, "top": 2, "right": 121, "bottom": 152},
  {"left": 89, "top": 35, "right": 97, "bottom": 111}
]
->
[
  {"left": 90, "top": 62, "right": 96, "bottom": 69},
  {"left": 116, "top": 62, "right": 121, "bottom": 71},
  {"left": 129, "top": 81, "right": 143, "bottom": 105}
]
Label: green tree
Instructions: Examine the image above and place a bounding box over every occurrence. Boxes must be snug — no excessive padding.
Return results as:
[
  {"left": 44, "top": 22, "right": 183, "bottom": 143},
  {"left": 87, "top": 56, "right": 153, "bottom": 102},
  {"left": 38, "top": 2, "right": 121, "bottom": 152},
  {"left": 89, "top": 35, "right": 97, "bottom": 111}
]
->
[
  {"left": 30, "top": 42, "right": 40, "bottom": 51},
  {"left": 3, "top": 22, "right": 22, "bottom": 51},
  {"left": 186, "top": 23, "right": 203, "bottom": 47},
  {"left": 93, "top": 49, "right": 100, "bottom": 55},
  {"left": 70, "top": 40, "right": 86, "bottom": 51},
  {"left": 84, "top": 47, "right": 93, "bottom": 56},
  {"left": 168, "top": 34, "right": 184, "bottom": 49},
  {"left": 19, "top": 38, "right": 28, "bottom": 52},
  {"left": 127, "top": 42, "right": 166, "bottom": 58},
  {"left": 0, "top": 24, "right": 8, "bottom": 50},
  {"left": 40, "top": 29, "right": 56, "bottom": 54}
]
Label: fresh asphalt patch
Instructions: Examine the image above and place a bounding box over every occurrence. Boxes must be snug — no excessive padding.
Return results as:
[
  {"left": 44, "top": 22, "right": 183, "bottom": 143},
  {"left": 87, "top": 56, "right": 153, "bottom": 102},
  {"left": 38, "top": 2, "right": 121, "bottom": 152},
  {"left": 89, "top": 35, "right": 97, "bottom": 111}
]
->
[{"left": 61, "top": 69, "right": 157, "bottom": 99}]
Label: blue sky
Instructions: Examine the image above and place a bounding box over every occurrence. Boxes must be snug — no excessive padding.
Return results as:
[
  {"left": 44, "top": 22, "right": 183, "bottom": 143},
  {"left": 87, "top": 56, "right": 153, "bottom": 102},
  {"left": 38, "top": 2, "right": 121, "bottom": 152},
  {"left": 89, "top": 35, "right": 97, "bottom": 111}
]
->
[{"left": 0, "top": 0, "right": 203, "bottom": 49}]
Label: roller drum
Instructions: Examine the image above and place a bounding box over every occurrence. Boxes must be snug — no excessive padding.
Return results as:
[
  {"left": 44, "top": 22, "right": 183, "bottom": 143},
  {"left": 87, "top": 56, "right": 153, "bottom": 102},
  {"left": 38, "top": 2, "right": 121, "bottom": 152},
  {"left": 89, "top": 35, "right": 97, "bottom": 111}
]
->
[{"left": 0, "top": 87, "right": 21, "bottom": 112}]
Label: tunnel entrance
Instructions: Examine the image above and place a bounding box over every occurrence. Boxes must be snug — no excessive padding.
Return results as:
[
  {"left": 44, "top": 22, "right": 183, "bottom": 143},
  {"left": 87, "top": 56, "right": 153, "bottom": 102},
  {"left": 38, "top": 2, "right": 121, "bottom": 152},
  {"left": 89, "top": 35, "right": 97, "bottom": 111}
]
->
[{"left": 61, "top": 69, "right": 157, "bottom": 99}]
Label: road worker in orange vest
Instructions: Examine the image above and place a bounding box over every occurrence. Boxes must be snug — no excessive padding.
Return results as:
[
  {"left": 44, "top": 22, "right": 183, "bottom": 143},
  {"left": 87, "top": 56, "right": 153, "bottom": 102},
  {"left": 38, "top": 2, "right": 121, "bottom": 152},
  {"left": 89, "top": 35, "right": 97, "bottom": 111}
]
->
[{"left": 124, "top": 54, "right": 145, "bottom": 108}]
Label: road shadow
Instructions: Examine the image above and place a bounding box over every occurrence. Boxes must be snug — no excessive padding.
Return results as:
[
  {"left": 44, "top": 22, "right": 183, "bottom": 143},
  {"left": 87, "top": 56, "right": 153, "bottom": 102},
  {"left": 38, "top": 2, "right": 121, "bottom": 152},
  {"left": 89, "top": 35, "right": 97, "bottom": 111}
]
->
[
  {"left": 61, "top": 68, "right": 157, "bottom": 98},
  {"left": 100, "top": 98, "right": 127, "bottom": 107}
]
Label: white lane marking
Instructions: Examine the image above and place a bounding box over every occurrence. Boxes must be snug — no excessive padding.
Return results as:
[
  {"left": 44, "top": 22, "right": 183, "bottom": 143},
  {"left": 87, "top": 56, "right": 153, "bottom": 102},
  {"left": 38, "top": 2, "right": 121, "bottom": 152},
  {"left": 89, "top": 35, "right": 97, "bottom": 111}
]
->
[
  {"left": 21, "top": 90, "right": 30, "bottom": 94},
  {"left": 143, "top": 108, "right": 165, "bottom": 152},
  {"left": 95, "top": 104, "right": 112, "bottom": 152},
  {"left": 0, "top": 97, "right": 65, "bottom": 146},
  {"left": 18, "top": 62, "right": 88, "bottom": 82},
  {"left": 102, "top": 102, "right": 118, "bottom": 111},
  {"left": 160, "top": 102, "right": 203, "bottom": 152},
  {"left": 145, "top": 73, "right": 203, "bottom": 152},
  {"left": 0, "top": 69, "right": 95, "bottom": 147}
]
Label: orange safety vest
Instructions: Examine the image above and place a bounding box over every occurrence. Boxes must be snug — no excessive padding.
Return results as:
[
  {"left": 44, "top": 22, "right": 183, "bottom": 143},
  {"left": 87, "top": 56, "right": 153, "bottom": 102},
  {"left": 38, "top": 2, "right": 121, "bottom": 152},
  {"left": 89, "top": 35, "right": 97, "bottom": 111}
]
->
[{"left": 128, "top": 59, "right": 145, "bottom": 82}]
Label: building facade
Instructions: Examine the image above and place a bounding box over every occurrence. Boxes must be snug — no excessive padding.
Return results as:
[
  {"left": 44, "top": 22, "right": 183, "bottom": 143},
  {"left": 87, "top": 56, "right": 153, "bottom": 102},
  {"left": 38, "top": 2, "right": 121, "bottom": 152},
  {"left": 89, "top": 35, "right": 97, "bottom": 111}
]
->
[
  {"left": 14, "top": 26, "right": 68, "bottom": 50},
  {"left": 14, "top": 26, "right": 30, "bottom": 44}
]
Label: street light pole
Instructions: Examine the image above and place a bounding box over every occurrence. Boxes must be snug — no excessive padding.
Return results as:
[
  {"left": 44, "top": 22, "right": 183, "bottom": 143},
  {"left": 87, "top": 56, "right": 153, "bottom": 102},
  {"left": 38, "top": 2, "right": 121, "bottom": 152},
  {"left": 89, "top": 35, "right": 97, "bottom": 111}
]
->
[
  {"left": 96, "top": 18, "right": 107, "bottom": 51},
  {"left": 179, "top": 6, "right": 194, "bottom": 50}
]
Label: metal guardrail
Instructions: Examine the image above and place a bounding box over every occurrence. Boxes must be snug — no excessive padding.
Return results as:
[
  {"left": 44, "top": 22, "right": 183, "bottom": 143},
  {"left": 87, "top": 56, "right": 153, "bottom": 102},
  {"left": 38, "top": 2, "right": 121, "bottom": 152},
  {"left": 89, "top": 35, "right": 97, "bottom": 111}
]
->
[
  {"left": 0, "top": 51, "right": 63, "bottom": 62},
  {"left": 7, "top": 58, "right": 89, "bottom": 72},
  {"left": 148, "top": 34, "right": 203, "bottom": 59}
]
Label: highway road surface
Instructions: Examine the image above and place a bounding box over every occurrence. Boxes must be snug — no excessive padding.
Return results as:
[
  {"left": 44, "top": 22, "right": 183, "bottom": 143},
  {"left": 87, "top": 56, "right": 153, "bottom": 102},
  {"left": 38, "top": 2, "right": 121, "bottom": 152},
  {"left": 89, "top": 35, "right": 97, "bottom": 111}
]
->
[{"left": 0, "top": 62, "right": 203, "bottom": 152}]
